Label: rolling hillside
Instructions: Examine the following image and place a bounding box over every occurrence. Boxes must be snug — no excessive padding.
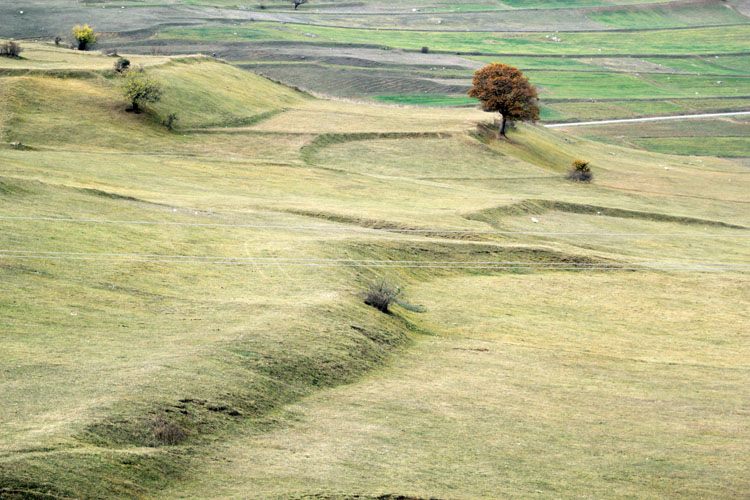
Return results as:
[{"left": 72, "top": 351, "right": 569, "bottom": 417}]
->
[
  {"left": 4, "top": 0, "right": 745, "bottom": 160},
  {"left": 0, "top": 43, "right": 748, "bottom": 498}
]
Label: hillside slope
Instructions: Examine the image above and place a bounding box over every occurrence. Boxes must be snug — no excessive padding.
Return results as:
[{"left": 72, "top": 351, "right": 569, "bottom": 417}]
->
[{"left": 0, "top": 45, "right": 748, "bottom": 498}]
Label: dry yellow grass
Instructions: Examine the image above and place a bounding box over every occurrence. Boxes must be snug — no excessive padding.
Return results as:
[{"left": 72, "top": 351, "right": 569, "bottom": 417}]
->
[
  {"left": 0, "top": 42, "right": 174, "bottom": 71},
  {"left": 166, "top": 273, "right": 750, "bottom": 499},
  {"left": 0, "top": 47, "right": 748, "bottom": 498}
]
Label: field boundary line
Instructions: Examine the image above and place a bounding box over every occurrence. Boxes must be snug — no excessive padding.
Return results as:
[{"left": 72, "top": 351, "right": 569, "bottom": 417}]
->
[
  {"left": 546, "top": 111, "right": 750, "bottom": 127},
  {"left": 0, "top": 254, "right": 746, "bottom": 272},
  {"left": 1, "top": 215, "right": 748, "bottom": 237}
]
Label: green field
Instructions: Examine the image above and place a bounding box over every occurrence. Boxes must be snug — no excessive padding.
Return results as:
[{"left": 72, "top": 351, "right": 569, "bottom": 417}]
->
[
  {"left": 158, "top": 23, "right": 750, "bottom": 56},
  {"left": 140, "top": 16, "right": 750, "bottom": 133},
  {"left": 374, "top": 94, "right": 477, "bottom": 106},
  {"left": 1, "top": 42, "right": 748, "bottom": 498},
  {"left": 561, "top": 116, "right": 750, "bottom": 157},
  {"left": 4, "top": 0, "right": 747, "bottom": 130}
]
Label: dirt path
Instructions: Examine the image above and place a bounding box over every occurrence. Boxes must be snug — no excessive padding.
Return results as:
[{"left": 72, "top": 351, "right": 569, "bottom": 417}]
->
[{"left": 545, "top": 111, "right": 750, "bottom": 128}]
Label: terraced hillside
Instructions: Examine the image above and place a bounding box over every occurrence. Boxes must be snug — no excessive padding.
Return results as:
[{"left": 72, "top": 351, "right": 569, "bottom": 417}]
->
[
  {"left": 3, "top": 0, "right": 748, "bottom": 158},
  {"left": 0, "top": 44, "right": 748, "bottom": 498}
]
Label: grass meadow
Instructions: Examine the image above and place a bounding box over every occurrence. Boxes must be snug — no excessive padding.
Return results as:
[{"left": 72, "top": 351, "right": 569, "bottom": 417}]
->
[
  {"left": 6, "top": 0, "right": 746, "bottom": 145},
  {"left": 1, "top": 1, "right": 749, "bottom": 496},
  {"left": 131, "top": 5, "right": 749, "bottom": 156}
]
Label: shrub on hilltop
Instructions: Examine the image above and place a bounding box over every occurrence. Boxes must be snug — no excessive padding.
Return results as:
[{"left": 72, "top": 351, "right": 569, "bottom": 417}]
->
[{"left": 72, "top": 24, "right": 97, "bottom": 51}]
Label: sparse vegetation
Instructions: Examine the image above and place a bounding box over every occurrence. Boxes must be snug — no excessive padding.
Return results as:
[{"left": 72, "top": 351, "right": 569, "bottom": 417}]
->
[
  {"left": 163, "top": 112, "right": 179, "bottom": 131},
  {"left": 1, "top": 3, "right": 749, "bottom": 499},
  {"left": 468, "top": 63, "right": 540, "bottom": 137},
  {"left": 0, "top": 41, "right": 22, "bottom": 58},
  {"left": 72, "top": 24, "right": 97, "bottom": 51},
  {"left": 121, "top": 70, "right": 162, "bottom": 113},
  {"left": 114, "top": 57, "right": 130, "bottom": 73},
  {"left": 149, "top": 415, "right": 188, "bottom": 446},
  {"left": 364, "top": 280, "right": 402, "bottom": 313},
  {"left": 567, "top": 159, "right": 593, "bottom": 182}
]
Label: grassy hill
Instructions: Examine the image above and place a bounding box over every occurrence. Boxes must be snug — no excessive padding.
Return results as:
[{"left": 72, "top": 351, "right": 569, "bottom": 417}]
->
[
  {"left": 74, "top": 0, "right": 748, "bottom": 159},
  {"left": 0, "top": 43, "right": 748, "bottom": 498}
]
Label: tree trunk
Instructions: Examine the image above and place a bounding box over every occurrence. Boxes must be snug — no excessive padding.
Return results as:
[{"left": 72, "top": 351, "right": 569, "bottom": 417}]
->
[
  {"left": 78, "top": 41, "right": 86, "bottom": 51},
  {"left": 132, "top": 101, "right": 140, "bottom": 113},
  {"left": 499, "top": 114, "right": 507, "bottom": 137}
]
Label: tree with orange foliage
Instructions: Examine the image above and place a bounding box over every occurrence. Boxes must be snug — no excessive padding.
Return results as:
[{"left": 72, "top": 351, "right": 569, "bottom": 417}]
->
[{"left": 468, "top": 63, "right": 540, "bottom": 137}]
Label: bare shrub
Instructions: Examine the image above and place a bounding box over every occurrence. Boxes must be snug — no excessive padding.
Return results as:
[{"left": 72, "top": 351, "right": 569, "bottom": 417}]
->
[
  {"left": 163, "top": 113, "right": 179, "bottom": 131},
  {"left": 0, "top": 41, "right": 22, "bottom": 58},
  {"left": 364, "top": 280, "right": 402, "bottom": 313},
  {"left": 149, "top": 415, "right": 187, "bottom": 446},
  {"left": 567, "top": 159, "right": 593, "bottom": 182}
]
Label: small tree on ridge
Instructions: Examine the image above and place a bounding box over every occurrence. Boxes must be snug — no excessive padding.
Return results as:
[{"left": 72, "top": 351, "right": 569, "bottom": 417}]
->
[
  {"left": 468, "top": 63, "right": 539, "bottom": 137},
  {"left": 72, "top": 24, "right": 97, "bottom": 51},
  {"left": 122, "top": 71, "right": 162, "bottom": 113}
]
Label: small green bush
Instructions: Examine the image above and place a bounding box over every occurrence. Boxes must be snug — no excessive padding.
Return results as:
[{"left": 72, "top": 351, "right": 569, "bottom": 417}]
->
[
  {"left": 567, "top": 159, "right": 593, "bottom": 182},
  {"left": 121, "top": 70, "right": 163, "bottom": 113}
]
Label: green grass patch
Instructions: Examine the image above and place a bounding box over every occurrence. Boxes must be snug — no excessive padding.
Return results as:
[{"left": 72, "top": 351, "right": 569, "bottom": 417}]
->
[
  {"left": 158, "top": 23, "right": 750, "bottom": 56},
  {"left": 373, "top": 94, "right": 477, "bottom": 106},
  {"left": 589, "top": 3, "right": 748, "bottom": 29},
  {"left": 633, "top": 136, "right": 750, "bottom": 157},
  {"left": 147, "top": 59, "right": 306, "bottom": 129}
]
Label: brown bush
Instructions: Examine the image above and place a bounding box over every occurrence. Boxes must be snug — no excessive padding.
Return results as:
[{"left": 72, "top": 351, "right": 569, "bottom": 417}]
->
[
  {"left": 567, "top": 159, "right": 593, "bottom": 182},
  {"left": 0, "top": 41, "right": 22, "bottom": 58},
  {"left": 149, "top": 415, "right": 187, "bottom": 446}
]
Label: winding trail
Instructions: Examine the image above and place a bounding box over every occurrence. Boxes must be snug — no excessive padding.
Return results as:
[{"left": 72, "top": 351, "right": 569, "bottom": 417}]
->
[{"left": 545, "top": 111, "right": 750, "bottom": 128}]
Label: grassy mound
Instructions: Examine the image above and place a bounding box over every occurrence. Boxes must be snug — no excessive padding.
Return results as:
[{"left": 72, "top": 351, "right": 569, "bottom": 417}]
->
[{"left": 147, "top": 58, "right": 307, "bottom": 129}]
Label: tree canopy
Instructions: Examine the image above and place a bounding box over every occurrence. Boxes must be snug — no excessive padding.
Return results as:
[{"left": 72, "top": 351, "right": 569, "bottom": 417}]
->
[
  {"left": 468, "top": 63, "right": 539, "bottom": 136},
  {"left": 72, "top": 24, "right": 97, "bottom": 51},
  {"left": 122, "top": 71, "right": 163, "bottom": 113}
]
